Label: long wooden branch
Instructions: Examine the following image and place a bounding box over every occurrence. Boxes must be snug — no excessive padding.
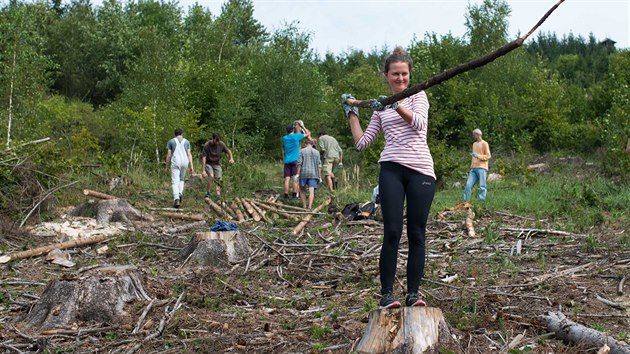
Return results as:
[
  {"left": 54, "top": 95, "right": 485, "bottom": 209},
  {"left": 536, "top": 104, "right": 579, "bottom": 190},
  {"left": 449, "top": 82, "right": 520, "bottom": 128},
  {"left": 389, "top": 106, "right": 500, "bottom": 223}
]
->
[
  {"left": 0, "top": 235, "right": 108, "bottom": 264},
  {"left": 348, "top": 0, "right": 565, "bottom": 108}
]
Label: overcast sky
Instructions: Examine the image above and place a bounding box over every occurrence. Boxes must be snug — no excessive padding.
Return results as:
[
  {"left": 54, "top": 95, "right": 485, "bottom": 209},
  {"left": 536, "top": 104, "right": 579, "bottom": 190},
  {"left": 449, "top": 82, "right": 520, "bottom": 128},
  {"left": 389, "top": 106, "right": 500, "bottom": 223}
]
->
[{"left": 188, "top": 0, "right": 629, "bottom": 55}]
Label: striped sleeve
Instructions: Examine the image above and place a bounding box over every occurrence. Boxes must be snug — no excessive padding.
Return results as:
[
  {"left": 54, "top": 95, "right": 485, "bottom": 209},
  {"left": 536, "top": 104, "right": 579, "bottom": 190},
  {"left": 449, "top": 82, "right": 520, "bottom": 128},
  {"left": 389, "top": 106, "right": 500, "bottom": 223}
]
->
[{"left": 356, "top": 112, "right": 382, "bottom": 151}]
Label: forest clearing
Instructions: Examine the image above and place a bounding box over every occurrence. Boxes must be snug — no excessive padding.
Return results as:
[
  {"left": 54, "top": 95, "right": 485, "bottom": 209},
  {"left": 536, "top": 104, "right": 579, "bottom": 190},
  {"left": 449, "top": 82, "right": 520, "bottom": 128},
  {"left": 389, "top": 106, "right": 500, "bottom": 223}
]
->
[
  {"left": 2, "top": 0, "right": 630, "bottom": 352},
  {"left": 0, "top": 156, "right": 629, "bottom": 353}
]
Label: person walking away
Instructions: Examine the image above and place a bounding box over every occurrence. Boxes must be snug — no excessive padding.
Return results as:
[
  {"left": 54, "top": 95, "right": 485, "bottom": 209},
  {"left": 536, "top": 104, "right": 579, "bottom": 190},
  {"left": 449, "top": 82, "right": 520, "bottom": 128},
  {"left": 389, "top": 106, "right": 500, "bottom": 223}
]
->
[
  {"left": 281, "top": 120, "right": 311, "bottom": 200},
  {"left": 341, "top": 46, "right": 436, "bottom": 309},
  {"left": 318, "top": 129, "right": 343, "bottom": 193},
  {"left": 201, "top": 132, "right": 235, "bottom": 199},
  {"left": 165, "top": 128, "right": 194, "bottom": 208},
  {"left": 296, "top": 139, "right": 321, "bottom": 209},
  {"left": 463, "top": 128, "right": 491, "bottom": 202}
]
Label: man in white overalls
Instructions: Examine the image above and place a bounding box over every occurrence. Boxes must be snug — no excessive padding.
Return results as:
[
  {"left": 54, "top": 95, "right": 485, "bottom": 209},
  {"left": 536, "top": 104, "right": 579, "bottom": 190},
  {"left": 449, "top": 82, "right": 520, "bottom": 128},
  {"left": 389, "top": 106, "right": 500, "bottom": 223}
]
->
[{"left": 165, "top": 128, "right": 194, "bottom": 208}]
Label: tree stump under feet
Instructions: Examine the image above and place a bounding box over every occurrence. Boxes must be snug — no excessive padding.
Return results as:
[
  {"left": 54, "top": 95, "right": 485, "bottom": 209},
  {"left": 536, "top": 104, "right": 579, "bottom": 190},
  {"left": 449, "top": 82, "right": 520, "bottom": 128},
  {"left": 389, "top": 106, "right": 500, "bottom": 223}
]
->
[
  {"left": 178, "top": 231, "right": 251, "bottom": 267},
  {"left": 356, "top": 307, "right": 456, "bottom": 353},
  {"left": 19, "top": 265, "right": 151, "bottom": 331}
]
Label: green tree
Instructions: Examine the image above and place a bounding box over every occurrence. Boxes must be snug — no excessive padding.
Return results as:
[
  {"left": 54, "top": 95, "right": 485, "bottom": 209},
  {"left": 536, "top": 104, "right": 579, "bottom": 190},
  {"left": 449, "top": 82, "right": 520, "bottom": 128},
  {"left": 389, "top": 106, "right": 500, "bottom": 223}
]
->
[
  {"left": 465, "top": 0, "right": 510, "bottom": 55},
  {"left": 0, "top": 1, "right": 54, "bottom": 148}
]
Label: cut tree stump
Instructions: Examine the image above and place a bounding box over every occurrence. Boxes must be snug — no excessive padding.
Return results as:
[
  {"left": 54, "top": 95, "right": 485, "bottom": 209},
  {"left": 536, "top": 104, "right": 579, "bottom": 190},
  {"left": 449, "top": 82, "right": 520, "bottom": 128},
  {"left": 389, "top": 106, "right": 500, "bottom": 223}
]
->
[
  {"left": 544, "top": 311, "right": 630, "bottom": 354},
  {"left": 71, "top": 198, "right": 154, "bottom": 225},
  {"left": 19, "top": 265, "right": 151, "bottom": 331},
  {"left": 355, "top": 307, "right": 456, "bottom": 354},
  {"left": 178, "top": 231, "right": 251, "bottom": 267}
]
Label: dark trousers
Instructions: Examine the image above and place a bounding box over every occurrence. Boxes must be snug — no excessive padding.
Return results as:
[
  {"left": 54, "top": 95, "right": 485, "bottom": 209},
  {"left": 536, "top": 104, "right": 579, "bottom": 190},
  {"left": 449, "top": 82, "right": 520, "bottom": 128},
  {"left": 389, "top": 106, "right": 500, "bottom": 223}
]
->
[{"left": 378, "top": 162, "right": 435, "bottom": 295}]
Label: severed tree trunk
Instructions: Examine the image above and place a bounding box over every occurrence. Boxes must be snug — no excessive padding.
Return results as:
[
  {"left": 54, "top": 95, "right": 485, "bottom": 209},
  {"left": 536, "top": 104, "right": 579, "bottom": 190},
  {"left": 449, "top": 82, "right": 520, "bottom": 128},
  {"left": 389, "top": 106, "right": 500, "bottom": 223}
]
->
[
  {"left": 178, "top": 231, "right": 251, "bottom": 267},
  {"left": 356, "top": 307, "right": 457, "bottom": 354},
  {"left": 71, "top": 198, "right": 154, "bottom": 225},
  {"left": 544, "top": 312, "right": 630, "bottom": 354},
  {"left": 19, "top": 265, "right": 151, "bottom": 331}
]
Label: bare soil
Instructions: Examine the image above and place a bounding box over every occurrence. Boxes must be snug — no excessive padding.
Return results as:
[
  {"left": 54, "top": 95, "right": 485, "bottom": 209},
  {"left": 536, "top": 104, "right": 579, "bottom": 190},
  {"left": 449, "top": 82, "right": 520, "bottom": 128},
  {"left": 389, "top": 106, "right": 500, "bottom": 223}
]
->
[{"left": 1, "top": 197, "right": 628, "bottom": 353}]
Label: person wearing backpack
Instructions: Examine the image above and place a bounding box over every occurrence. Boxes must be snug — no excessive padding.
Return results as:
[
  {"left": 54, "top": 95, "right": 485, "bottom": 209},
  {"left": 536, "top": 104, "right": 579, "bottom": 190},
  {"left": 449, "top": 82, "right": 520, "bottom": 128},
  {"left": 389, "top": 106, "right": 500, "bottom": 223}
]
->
[
  {"left": 165, "top": 128, "right": 194, "bottom": 208},
  {"left": 342, "top": 47, "right": 436, "bottom": 310}
]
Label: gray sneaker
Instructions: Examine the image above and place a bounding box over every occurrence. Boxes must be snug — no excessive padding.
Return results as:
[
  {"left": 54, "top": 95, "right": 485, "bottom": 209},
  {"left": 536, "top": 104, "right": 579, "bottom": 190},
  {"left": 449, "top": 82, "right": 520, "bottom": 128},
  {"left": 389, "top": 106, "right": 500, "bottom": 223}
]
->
[
  {"left": 405, "top": 293, "right": 427, "bottom": 307},
  {"left": 379, "top": 292, "right": 401, "bottom": 309}
]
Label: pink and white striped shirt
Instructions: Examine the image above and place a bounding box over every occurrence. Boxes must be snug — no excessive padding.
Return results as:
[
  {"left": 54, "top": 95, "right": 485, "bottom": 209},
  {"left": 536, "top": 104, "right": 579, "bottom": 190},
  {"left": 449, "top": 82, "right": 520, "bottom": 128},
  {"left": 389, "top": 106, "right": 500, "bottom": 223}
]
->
[{"left": 356, "top": 91, "right": 435, "bottom": 180}]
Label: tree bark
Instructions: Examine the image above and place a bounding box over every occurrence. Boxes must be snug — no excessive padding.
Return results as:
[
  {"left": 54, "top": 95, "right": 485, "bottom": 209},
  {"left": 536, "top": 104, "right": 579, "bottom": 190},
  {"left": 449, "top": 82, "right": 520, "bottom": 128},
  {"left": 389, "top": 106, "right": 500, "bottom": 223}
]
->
[
  {"left": 355, "top": 307, "right": 455, "bottom": 354},
  {"left": 19, "top": 265, "right": 151, "bottom": 331},
  {"left": 544, "top": 311, "right": 630, "bottom": 354},
  {"left": 71, "top": 198, "right": 154, "bottom": 225},
  {"left": 178, "top": 231, "right": 251, "bottom": 267}
]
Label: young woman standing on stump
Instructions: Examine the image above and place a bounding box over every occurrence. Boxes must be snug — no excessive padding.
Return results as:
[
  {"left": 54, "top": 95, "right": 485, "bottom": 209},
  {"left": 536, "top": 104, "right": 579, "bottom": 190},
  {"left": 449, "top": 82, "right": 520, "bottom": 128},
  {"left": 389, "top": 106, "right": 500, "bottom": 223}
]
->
[{"left": 342, "top": 47, "right": 435, "bottom": 309}]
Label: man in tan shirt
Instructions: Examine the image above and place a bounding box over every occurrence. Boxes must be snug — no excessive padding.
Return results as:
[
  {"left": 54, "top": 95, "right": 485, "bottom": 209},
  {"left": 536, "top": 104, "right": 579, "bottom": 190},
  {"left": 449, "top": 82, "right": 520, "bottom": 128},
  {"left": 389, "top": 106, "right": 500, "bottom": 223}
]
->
[{"left": 463, "top": 128, "right": 491, "bottom": 202}]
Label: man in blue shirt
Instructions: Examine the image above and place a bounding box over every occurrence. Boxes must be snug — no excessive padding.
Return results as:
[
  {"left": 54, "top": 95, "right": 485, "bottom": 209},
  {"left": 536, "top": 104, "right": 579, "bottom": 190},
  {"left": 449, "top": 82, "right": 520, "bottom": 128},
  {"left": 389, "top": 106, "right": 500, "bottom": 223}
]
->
[{"left": 282, "top": 120, "right": 311, "bottom": 200}]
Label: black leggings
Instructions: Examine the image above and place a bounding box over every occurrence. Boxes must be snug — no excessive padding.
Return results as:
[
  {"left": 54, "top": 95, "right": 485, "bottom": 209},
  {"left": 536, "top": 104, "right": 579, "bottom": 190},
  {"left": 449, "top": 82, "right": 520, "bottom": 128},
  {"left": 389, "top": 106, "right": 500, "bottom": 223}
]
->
[{"left": 378, "top": 162, "right": 435, "bottom": 295}]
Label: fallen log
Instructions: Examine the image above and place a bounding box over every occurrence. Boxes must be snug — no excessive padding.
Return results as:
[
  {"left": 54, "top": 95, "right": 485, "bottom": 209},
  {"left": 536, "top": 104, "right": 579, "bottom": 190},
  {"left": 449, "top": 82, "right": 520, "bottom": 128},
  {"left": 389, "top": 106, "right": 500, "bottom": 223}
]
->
[
  {"left": 256, "top": 199, "right": 311, "bottom": 212},
  {"left": 230, "top": 202, "right": 246, "bottom": 222},
  {"left": 355, "top": 307, "right": 456, "bottom": 353},
  {"left": 246, "top": 199, "right": 272, "bottom": 224},
  {"left": 83, "top": 189, "right": 116, "bottom": 200},
  {"left": 205, "top": 197, "right": 231, "bottom": 219},
  {"left": 222, "top": 202, "right": 238, "bottom": 220},
  {"left": 163, "top": 220, "right": 207, "bottom": 234},
  {"left": 158, "top": 211, "right": 205, "bottom": 221},
  {"left": 0, "top": 235, "right": 108, "bottom": 264},
  {"left": 18, "top": 265, "right": 151, "bottom": 331},
  {"left": 292, "top": 198, "right": 330, "bottom": 235},
  {"left": 239, "top": 198, "right": 261, "bottom": 222},
  {"left": 544, "top": 311, "right": 630, "bottom": 354},
  {"left": 251, "top": 200, "right": 294, "bottom": 220}
]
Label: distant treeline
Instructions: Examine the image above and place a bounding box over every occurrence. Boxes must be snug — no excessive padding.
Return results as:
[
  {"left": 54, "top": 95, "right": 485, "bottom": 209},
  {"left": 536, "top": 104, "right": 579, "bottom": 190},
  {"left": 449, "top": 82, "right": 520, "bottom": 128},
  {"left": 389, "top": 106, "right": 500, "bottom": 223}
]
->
[{"left": 1, "top": 0, "right": 628, "bottom": 180}]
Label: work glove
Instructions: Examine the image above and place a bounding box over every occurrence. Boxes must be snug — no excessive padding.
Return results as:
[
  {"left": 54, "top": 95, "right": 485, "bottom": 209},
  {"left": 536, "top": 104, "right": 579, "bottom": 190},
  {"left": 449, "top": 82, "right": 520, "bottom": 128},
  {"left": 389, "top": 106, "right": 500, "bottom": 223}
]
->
[
  {"left": 341, "top": 94, "right": 360, "bottom": 118},
  {"left": 472, "top": 152, "right": 479, "bottom": 158}
]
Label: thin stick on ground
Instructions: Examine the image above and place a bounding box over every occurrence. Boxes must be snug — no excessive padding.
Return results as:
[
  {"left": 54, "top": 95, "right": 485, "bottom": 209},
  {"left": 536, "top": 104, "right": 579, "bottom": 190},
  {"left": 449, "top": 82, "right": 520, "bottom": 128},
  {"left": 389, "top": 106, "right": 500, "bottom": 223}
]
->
[{"left": 292, "top": 198, "right": 331, "bottom": 235}]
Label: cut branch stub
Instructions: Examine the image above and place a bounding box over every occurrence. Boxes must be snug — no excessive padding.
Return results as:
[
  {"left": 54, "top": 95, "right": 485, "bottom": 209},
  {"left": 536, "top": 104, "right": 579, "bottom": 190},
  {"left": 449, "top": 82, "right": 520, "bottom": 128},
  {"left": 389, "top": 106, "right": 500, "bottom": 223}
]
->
[{"left": 19, "top": 265, "right": 151, "bottom": 331}]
